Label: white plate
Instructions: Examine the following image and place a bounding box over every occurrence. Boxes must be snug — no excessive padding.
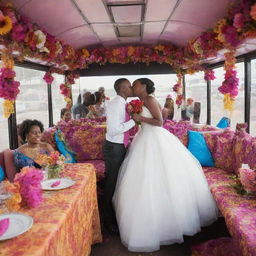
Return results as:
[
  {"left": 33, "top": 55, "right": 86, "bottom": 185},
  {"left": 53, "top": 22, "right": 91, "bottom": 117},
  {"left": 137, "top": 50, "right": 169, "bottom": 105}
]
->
[
  {"left": 0, "top": 213, "right": 33, "bottom": 241},
  {"left": 41, "top": 178, "right": 75, "bottom": 191}
]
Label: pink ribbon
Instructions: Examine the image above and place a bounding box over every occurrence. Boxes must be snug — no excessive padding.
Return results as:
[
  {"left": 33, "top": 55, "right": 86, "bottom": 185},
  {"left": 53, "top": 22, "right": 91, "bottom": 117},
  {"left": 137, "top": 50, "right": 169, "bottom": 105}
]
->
[
  {"left": 0, "top": 218, "right": 9, "bottom": 236},
  {"left": 51, "top": 180, "right": 61, "bottom": 188}
]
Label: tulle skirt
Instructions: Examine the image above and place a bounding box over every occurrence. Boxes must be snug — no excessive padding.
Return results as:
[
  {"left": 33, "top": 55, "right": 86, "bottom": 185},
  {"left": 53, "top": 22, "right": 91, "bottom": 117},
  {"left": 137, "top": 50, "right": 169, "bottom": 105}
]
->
[{"left": 113, "top": 125, "right": 218, "bottom": 252}]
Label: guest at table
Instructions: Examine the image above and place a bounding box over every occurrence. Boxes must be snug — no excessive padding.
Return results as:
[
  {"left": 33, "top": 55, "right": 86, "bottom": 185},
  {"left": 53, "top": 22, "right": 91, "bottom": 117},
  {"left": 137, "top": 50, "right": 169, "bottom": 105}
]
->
[
  {"left": 14, "top": 119, "right": 54, "bottom": 171},
  {"left": 162, "top": 94, "right": 174, "bottom": 121},
  {"left": 181, "top": 97, "right": 194, "bottom": 121},
  {"left": 86, "top": 92, "right": 105, "bottom": 119},
  {"left": 60, "top": 108, "right": 72, "bottom": 122}
]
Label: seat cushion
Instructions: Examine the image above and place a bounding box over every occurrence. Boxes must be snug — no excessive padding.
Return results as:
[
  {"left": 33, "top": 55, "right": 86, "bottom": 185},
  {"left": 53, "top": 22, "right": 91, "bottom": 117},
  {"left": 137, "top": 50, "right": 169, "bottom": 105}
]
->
[{"left": 187, "top": 130, "right": 214, "bottom": 167}]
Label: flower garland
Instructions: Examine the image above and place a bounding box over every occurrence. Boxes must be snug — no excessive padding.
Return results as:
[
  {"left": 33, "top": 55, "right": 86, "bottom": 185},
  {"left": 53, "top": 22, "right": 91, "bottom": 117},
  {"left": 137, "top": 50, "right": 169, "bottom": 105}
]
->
[
  {"left": 0, "top": 50, "right": 20, "bottom": 118},
  {"left": 0, "top": 0, "right": 254, "bottom": 116},
  {"left": 0, "top": 1, "right": 255, "bottom": 72},
  {"left": 14, "top": 166, "right": 44, "bottom": 208},
  {"left": 204, "top": 69, "right": 216, "bottom": 81},
  {"left": 218, "top": 51, "right": 239, "bottom": 111},
  {"left": 60, "top": 72, "right": 79, "bottom": 109},
  {"left": 43, "top": 71, "right": 54, "bottom": 84},
  {"left": 172, "top": 73, "right": 183, "bottom": 107}
]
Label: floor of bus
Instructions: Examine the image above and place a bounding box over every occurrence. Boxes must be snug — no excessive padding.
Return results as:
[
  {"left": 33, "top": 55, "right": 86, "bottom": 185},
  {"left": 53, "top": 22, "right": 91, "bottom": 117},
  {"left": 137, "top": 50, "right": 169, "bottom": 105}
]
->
[{"left": 91, "top": 201, "right": 229, "bottom": 256}]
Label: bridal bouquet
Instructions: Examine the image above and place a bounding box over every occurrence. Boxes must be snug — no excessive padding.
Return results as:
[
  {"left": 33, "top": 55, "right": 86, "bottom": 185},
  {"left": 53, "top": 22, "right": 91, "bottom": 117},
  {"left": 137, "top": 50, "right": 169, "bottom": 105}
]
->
[
  {"left": 35, "top": 151, "right": 66, "bottom": 179},
  {"left": 127, "top": 99, "right": 144, "bottom": 125},
  {"left": 127, "top": 99, "right": 144, "bottom": 114}
]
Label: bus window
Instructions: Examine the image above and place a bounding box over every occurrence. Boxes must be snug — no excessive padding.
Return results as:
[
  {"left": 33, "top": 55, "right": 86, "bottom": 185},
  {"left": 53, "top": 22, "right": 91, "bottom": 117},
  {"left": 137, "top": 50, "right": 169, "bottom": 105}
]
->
[
  {"left": 52, "top": 74, "right": 66, "bottom": 124},
  {"left": 185, "top": 72, "right": 207, "bottom": 124},
  {"left": 211, "top": 63, "right": 244, "bottom": 130},
  {"left": 15, "top": 67, "right": 49, "bottom": 128}
]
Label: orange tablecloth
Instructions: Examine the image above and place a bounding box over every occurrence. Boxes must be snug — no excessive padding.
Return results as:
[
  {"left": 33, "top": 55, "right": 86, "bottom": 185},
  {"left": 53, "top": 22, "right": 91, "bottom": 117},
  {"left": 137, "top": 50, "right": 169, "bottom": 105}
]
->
[{"left": 0, "top": 163, "right": 102, "bottom": 256}]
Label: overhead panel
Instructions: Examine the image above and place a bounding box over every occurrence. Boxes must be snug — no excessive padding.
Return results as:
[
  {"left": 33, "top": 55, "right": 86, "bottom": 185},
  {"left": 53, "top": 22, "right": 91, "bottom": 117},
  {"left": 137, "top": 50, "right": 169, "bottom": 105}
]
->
[
  {"left": 160, "top": 21, "right": 205, "bottom": 46},
  {"left": 58, "top": 25, "right": 100, "bottom": 49},
  {"left": 75, "top": 0, "right": 111, "bottom": 22},
  {"left": 17, "top": 0, "right": 86, "bottom": 36},
  {"left": 170, "top": 0, "right": 237, "bottom": 29},
  {"left": 143, "top": 0, "right": 177, "bottom": 42}
]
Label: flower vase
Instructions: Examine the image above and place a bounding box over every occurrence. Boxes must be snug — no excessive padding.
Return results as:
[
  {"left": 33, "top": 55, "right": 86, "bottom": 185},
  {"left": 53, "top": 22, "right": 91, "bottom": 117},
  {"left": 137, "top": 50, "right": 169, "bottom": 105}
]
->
[{"left": 47, "top": 165, "right": 63, "bottom": 179}]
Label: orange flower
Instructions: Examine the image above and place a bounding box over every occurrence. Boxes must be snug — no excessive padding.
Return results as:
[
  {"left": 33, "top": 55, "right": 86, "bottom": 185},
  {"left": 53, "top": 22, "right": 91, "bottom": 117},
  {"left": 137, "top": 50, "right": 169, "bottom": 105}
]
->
[
  {"left": 0, "top": 13, "right": 12, "bottom": 35},
  {"left": 250, "top": 4, "right": 256, "bottom": 20},
  {"left": 112, "top": 48, "right": 120, "bottom": 56},
  {"left": 3, "top": 181, "right": 21, "bottom": 211},
  {"left": 127, "top": 46, "right": 135, "bottom": 57},
  {"left": 82, "top": 48, "right": 90, "bottom": 58},
  {"left": 154, "top": 45, "right": 164, "bottom": 51}
]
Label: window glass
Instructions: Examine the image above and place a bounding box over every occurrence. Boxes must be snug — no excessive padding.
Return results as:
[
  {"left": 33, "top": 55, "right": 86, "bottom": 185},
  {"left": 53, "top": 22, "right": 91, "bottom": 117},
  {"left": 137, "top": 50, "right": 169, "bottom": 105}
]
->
[{"left": 15, "top": 66, "right": 49, "bottom": 129}]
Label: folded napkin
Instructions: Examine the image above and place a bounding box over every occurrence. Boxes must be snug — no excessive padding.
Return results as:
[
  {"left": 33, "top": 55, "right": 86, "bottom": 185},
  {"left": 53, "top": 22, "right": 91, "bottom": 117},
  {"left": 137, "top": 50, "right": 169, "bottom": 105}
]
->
[
  {"left": 51, "top": 180, "right": 61, "bottom": 188},
  {"left": 0, "top": 218, "right": 9, "bottom": 236}
]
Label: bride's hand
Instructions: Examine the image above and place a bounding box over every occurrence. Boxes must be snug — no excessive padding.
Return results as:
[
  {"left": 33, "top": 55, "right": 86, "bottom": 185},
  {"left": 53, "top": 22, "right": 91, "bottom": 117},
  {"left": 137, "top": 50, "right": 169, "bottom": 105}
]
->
[{"left": 132, "top": 113, "right": 141, "bottom": 122}]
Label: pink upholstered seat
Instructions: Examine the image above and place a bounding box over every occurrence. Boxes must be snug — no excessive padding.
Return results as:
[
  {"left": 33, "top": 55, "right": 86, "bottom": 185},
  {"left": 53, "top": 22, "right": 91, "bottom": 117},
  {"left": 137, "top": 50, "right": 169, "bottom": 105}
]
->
[{"left": 3, "top": 149, "right": 16, "bottom": 182}]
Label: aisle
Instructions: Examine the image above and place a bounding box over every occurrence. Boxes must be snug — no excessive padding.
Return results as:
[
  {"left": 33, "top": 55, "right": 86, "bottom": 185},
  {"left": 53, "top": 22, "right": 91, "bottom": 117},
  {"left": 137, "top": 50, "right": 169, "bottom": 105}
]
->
[{"left": 91, "top": 218, "right": 229, "bottom": 256}]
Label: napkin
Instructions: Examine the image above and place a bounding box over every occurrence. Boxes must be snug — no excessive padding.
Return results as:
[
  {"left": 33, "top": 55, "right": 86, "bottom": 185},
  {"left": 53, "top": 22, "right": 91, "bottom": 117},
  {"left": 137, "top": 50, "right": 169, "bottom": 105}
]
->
[
  {"left": 0, "top": 218, "right": 9, "bottom": 236},
  {"left": 51, "top": 180, "right": 61, "bottom": 188}
]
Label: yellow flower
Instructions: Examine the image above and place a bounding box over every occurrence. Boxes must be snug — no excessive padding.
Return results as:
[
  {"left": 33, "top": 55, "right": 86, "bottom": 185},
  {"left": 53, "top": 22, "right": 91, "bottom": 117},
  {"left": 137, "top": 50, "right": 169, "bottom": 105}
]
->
[
  {"left": 82, "top": 48, "right": 90, "bottom": 58},
  {"left": 3, "top": 99, "right": 14, "bottom": 118},
  {"left": 1, "top": 50, "right": 14, "bottom": 69},
  {"left": 5, "top": 193, "right": 22, "bottom": 211},
  {"left": 214, "top": 18, "right": 226, "bottom": 34},
  {"left": 127, "top": 46, "right": 135, "bottom": 57},
  {"left": 193, "top": 40, "right": 203, "bottom": 55},
  {"left": 224, "top": 94, "right": 234, "bottom": 111},
  {"left": 0, "top": 15, "right": 12, "bottom": 35},
  {"left": 112, "top": 48, "right": 120, "bottom": 56},
  {"left": 154, "top": 45, "right": 164, "bottom": 51}
]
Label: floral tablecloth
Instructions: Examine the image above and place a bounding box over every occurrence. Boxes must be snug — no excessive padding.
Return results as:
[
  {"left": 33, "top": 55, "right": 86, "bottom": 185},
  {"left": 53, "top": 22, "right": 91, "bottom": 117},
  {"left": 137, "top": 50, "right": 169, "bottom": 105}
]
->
[
  {"left": 203, "top": 167, "right": 256, "bottom": 256},
  {"left": 0, "top": 163, "right": 102, "bottom": 256}
]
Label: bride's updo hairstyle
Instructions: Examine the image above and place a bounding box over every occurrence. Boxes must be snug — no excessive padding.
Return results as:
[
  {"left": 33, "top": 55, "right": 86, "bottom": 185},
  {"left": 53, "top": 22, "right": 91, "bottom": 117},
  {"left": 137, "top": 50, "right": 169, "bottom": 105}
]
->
[{"left": 138, "top": 78, "right": 155, "bottom": 94}]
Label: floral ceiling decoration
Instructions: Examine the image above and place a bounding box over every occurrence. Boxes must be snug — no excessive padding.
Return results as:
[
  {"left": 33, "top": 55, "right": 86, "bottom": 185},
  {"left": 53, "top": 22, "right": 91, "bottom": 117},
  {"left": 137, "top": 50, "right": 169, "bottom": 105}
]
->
[{"left": 0, "top": 0, "right": 255, "bottom": 114}]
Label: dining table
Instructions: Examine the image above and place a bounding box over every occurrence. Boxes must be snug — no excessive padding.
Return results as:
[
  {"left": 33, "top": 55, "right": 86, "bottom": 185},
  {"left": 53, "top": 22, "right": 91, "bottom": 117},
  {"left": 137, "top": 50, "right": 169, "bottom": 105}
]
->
[{"left": 0, "top": 163, "right": 102, "bottom": 256}]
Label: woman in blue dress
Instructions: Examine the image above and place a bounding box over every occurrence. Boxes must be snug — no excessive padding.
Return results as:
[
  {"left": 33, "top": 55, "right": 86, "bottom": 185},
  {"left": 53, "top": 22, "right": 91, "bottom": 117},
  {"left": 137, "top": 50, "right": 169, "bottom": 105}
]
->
[{"left": 14, "top": 119, "right": 54, "bottom": 171}]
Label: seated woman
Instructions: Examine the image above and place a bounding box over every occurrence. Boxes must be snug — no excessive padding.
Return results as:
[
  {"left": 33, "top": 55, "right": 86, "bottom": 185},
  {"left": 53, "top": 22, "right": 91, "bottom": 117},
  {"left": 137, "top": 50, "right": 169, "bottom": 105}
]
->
[
  {"left": 86, "top": 92, "right": 105, "bottom": 119},
  {"left": 14, "top": 119, "right": 54, "bottom": 171},
  {"left": 60, "top": 108, "right": 72, "bottom": 122},
  {"left": 162, "top": 95, "right": 174, "bottom": 121}
]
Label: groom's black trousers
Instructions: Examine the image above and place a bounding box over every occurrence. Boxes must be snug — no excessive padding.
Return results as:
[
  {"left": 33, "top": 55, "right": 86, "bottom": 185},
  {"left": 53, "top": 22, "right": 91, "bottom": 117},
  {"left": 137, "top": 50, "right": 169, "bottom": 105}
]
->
[{"left": 103, "top": 140, "right": 127, "bottom": 226}]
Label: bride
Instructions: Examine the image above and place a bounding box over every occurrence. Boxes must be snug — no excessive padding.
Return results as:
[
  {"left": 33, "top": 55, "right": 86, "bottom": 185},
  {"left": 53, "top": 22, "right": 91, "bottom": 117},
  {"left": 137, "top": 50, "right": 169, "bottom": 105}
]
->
[{"left": 113, "top": 78, "right": 218, "bottom": 252}]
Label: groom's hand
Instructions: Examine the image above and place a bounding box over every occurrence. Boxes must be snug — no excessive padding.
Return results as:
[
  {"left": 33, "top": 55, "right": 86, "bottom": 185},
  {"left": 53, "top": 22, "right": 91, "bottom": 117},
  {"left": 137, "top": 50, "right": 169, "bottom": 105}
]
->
[{"left": 132, "top": 113, "right": 141, "bottom": 122}]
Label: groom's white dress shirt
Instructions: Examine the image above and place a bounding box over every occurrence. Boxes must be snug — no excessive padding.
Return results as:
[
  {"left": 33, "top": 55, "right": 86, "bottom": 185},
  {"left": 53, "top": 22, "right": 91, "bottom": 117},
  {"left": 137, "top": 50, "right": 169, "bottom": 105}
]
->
[{"left": 105, "top": 95, "right": 135, "bottom": 144}]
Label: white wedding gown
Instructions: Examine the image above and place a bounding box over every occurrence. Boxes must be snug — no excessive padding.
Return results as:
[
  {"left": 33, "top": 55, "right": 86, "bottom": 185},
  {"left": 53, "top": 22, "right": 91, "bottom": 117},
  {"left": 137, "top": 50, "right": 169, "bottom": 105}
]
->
[{"left": 113, "top": 106, "right": 218, "bottom": 252}]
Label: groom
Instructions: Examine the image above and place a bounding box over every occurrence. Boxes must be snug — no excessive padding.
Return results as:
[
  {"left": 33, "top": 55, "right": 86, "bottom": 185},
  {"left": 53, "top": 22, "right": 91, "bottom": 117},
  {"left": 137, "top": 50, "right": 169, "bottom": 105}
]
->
[{"left": 103, "top": 78, "right": 135, "bottom": 235}]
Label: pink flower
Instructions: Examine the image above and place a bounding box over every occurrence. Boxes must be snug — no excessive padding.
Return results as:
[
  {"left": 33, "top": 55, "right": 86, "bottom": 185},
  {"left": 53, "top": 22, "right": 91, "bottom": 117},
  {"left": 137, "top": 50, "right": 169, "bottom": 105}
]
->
[
  {"left": 233, "top": 13, "right": 245, "bottom": 29},
  {"left": 204, "top": 70, "right": 216, "bottom": 81},
  {"left": 222, "top": 25, "right": 240, "bottom": 48},
  {"left": 43, "top": 71, "right": 54, "bottom": 84},
  {"left": 14, "top": 167, "right": 43, "bottom": 208}
]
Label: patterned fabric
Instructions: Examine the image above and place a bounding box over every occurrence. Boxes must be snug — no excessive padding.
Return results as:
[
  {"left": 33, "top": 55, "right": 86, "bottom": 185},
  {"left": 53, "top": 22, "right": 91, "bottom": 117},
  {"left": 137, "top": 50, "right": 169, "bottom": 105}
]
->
[
  {"left": 0, "top": 163, "right": 102, "bottom": 256},
  {"left": 203, "top": 167, "right": 256, "bottom": 256},
  {"left": 210, "top": 130, "right": 236, "bottom": 172},
  {"left": 232, "top": 130, "right": 254, "bottom": 172},
  {"left": 163, "top": 120, "right": 218, "bottom": 147},
  {"left": 13, "top": 150, "right": 42, "bottom": 171},
  {"left": 191, "top": 237, "right": 241, "bottom": 256},
  {"left": 42, "top": 119, "right": 106, "bottom": 161}
]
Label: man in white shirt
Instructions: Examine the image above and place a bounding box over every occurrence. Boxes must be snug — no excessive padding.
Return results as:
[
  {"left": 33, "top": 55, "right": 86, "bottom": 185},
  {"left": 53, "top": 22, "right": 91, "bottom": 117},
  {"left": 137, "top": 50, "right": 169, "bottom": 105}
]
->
[{"left": 103, "top": 78, "right": 135, "bottom": 235}]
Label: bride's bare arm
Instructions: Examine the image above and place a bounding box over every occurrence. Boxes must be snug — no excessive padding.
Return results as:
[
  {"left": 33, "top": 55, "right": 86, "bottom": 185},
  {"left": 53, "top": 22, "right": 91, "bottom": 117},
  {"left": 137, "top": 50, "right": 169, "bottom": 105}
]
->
[{"left": 132, "top": 96, "right": 163, "bottom": 127}]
